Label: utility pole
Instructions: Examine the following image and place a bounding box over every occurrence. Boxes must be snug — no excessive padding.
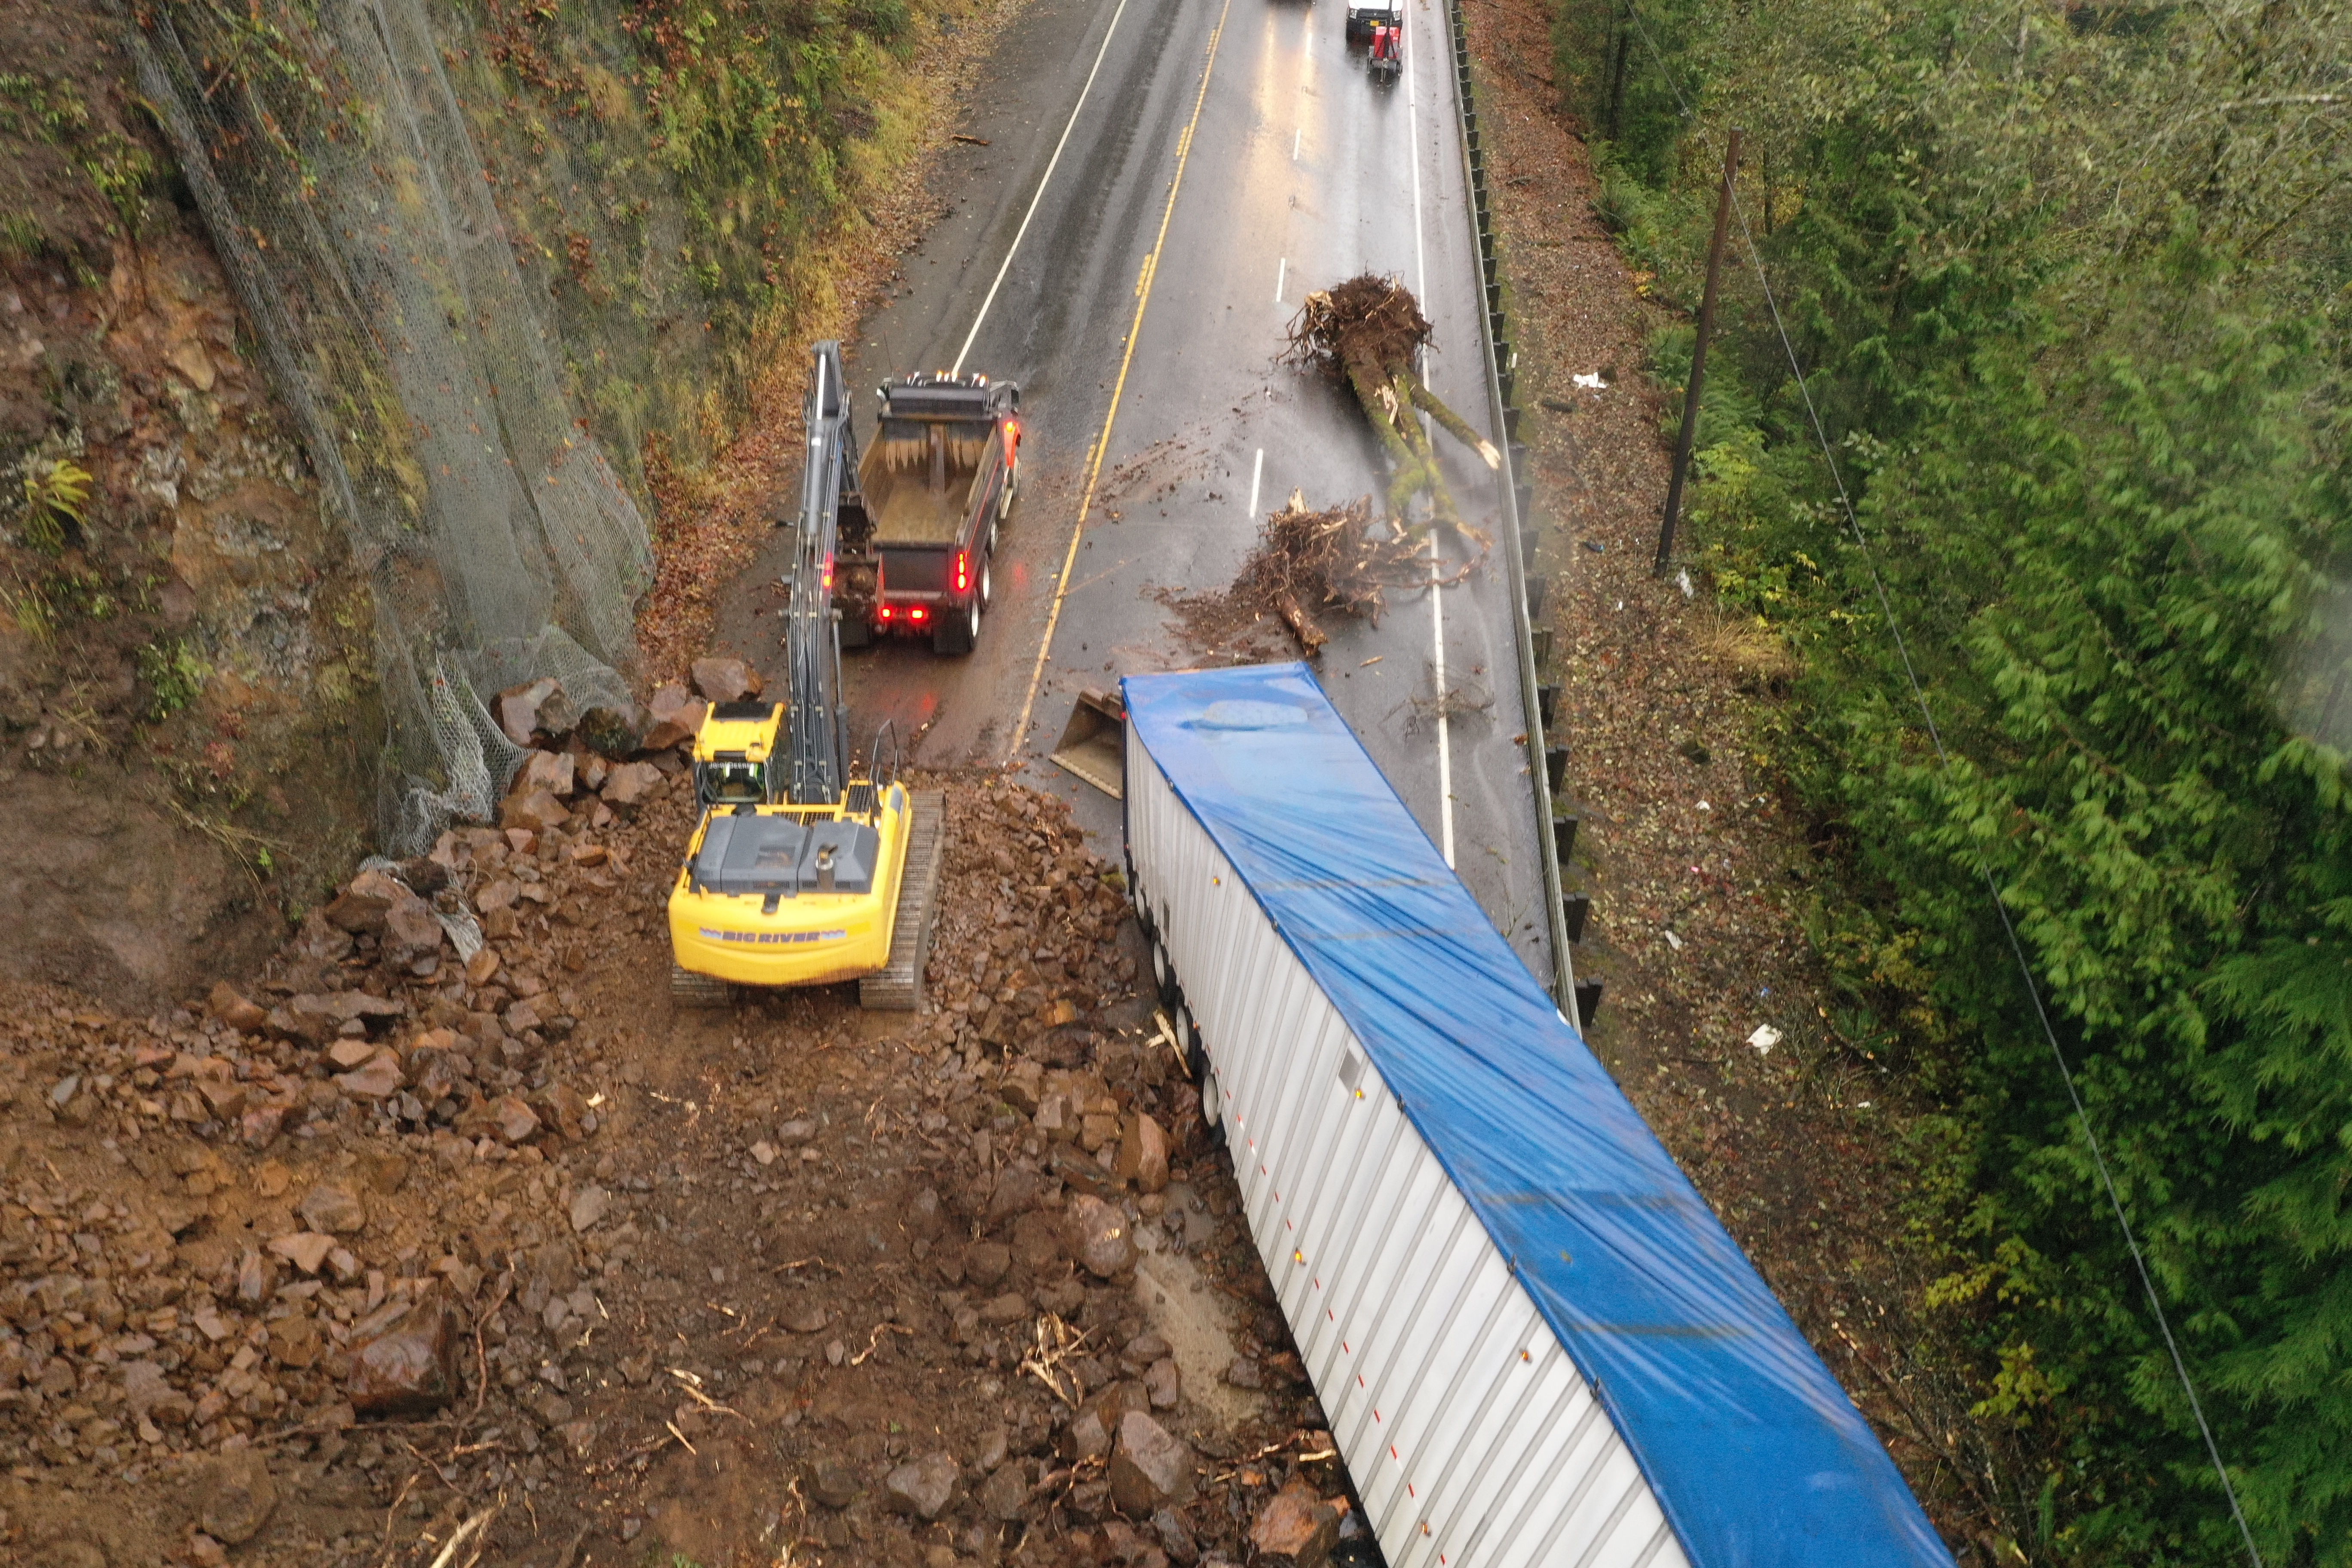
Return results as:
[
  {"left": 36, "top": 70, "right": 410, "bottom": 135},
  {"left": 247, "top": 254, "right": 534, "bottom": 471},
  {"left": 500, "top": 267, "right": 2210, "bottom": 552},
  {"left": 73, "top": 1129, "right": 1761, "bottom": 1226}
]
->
[{"left": 1655, "top": 126, "right": 1741, "bottom": 574}]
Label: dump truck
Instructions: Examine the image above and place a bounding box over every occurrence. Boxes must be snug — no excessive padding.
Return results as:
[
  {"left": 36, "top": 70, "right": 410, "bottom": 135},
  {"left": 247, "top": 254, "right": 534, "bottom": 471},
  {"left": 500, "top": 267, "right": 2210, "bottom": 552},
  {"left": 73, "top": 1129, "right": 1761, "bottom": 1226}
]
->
[
  {"left": 1124, "top": 663, "right": 1954, "bottom": 1568},
  {"left": 836, "top": 371, "right": 1021, "bottom": 655},
  {"left": 666, "top": 343, "right": 946, "bottom": 1011}
]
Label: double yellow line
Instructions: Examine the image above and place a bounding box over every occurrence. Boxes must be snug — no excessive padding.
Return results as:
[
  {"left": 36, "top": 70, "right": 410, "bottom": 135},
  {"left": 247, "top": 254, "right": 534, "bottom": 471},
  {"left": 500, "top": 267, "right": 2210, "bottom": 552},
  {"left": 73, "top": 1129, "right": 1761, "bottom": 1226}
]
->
[{"left": 1008, "top": 0, "right": 1239, "bottom": 760}]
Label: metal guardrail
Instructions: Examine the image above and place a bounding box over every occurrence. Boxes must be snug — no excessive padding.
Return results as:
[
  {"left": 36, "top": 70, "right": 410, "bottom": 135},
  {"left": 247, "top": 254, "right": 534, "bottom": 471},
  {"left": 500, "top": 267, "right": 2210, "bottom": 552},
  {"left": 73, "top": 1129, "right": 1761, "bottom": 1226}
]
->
[{"left": 1434, "top": 0, "right": 1588, "bottom": 1023}]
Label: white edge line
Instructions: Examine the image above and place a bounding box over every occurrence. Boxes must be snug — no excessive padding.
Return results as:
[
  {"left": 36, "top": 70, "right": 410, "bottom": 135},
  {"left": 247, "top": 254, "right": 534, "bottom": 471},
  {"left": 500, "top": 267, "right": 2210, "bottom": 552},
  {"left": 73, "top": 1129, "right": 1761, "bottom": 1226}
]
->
[
  {"left": 1404, "top": 5, "right": 1448, "bottom": 864},
  {"left": 950, "top": 0, "right": 1136, "bottom": 376}
]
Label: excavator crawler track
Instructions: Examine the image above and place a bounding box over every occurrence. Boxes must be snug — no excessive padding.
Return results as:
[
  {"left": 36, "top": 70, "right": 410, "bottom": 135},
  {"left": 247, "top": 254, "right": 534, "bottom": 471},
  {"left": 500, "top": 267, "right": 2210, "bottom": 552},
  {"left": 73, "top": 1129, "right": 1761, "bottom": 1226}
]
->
[
  {"left": 860, "top": 789, "right": 946, "bottom": 1011},
  {"left": 670, "top": 963, "right": 734, "bottom": 1010}
]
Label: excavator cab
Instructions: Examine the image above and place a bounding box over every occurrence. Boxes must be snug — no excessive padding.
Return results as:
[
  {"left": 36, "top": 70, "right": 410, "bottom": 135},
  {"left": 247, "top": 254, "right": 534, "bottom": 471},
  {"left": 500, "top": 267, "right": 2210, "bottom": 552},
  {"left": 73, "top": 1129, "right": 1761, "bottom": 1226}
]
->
[{"left": 692, "top": 701, "right": 784, "bottom": 810}]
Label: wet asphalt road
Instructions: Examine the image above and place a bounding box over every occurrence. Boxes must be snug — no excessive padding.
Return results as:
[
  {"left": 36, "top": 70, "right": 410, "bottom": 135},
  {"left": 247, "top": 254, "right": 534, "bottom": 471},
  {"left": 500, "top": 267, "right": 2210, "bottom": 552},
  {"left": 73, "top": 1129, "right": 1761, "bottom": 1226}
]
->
[{"left": 714, "top": 0, "right": 1554, "bottom": 984}]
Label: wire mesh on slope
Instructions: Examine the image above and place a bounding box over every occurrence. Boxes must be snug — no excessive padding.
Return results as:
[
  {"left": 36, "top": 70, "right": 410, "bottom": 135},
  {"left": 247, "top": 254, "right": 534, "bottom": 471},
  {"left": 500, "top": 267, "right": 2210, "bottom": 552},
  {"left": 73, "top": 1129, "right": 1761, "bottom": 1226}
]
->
[{"left": 130, "top": 0, "right": 653, "bottom": 852}]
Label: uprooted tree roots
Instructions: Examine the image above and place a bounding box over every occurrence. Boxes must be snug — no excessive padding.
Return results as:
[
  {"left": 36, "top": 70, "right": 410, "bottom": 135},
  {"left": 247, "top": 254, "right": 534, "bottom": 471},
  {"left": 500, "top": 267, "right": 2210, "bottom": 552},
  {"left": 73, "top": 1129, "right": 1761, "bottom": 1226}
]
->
[
  {"left": 1231, "top": 490, "right": 1476, "bottom": 655},
  {"left": 1285, "top": 273, "right": 1500, "bottom": 536}
]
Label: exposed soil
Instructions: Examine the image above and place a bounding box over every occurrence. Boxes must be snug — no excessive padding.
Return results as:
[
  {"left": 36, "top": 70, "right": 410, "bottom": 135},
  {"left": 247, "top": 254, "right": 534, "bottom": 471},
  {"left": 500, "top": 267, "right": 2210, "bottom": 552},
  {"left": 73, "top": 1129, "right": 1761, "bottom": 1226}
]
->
[
  {"left": 0, "top": 762, "right": 1358, "bottom": 1568},
  {"left": 1456, "top": 0, "right": 1986, "bottom": 1551},
  {"left": 0, "top": 0, "right": 378, "bottom": 1007}
]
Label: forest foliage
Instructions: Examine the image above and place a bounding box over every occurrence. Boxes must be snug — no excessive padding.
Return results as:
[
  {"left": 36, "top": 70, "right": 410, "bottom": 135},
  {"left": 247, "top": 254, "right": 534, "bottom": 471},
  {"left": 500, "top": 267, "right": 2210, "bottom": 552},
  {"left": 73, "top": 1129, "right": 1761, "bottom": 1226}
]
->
[{"left": 1549, "top": 0, "right": 2352, "bottom": 1562}]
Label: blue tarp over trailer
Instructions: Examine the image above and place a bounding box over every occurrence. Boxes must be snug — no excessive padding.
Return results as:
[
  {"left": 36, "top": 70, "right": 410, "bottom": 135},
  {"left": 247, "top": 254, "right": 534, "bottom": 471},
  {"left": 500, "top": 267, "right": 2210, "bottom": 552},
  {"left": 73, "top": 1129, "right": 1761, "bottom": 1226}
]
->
[{"left": 1122, "top": 663, "right": 1952, "bottom": 1568}]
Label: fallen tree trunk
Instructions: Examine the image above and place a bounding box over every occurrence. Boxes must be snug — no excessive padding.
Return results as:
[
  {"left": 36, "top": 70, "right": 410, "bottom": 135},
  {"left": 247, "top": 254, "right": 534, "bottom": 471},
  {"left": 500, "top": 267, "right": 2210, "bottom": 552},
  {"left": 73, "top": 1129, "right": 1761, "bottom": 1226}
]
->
[{"left": 1286, "top": 274, "right": 1497, "bottom": 551}]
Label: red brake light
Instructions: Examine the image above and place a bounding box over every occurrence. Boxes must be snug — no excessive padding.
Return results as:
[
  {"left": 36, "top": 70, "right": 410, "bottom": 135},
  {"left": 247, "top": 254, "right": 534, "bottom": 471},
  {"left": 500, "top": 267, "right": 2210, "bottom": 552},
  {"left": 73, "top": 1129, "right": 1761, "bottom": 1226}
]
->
[
  {"left": 878, "top": 604, "right": 893, "bottom": 620},
  {"left": 910, "top": 607, "right": 927, "bottom": 621},
  {"left": 822, "top": 553, "right": 835, "bottom": 594},
  {"left": 953, "top": 549, "right": 970, "bottom": 594},
  {"left": 1006, "top": 416, "right": 1021, "bottom": 444}
]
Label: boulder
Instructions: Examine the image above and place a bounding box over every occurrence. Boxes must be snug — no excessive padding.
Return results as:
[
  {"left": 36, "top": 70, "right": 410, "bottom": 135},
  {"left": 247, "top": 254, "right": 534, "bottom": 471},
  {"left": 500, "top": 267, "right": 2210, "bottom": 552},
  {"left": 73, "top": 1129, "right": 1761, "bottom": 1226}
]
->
[
  {"left": 199, "top": 1448, "right": 279, "bottom": 1546},
  {"left": 380, "top": 894, "right": 444, "bottom": 969},
  {"left": 809, "top": 1454, "right": 862, "bottom": 1509},
  {"left": 333, "top": 1050, "right": 404, "bottom": 1101},
  {"left": 568, "top": 1183, "right": 612, "bottom": 1234},
  {"left": 268, "top": 1231, "right": 337, "bottom": 1274},
  {"left": 500, "top": 787, "right": 572, "bottom": 831},
  {"left": 496, "top": 677, "right": 561, "bottom": 747},
  {"left": 207, "top": 982, "right": 267, "bottom": 1032},
  {"left": 348, "top": 1304, "right": 459, "bottom": 1416},
  {"left": 964, "top": 1240, "right": 1012, "bottom": 1288},
  {"left": 576, "top": 702, "right": 641, "bottom": 756},
  {"left": 1109, "top": 1412, "right": 1194, "bottom": 1514},
  {"left": 491, "top": 1094, "right": 542, "bottom": 1145},
  {"left": 978, "top": 1460, "right": 1032, "bottom": 1522},
  {"left": 298, "top": 1182, "right": 367, "bottom": 1234},
  {"left": 266, "top": 995, "right": 340, "bottom": 1047},
  {"left": 1250, "top": 1479, "right": 1340, "bottom": 1568},
  {"left": 518, "top": 749, "right": 577, "bottom": 798},
  {"left": 641, "top": 684, "right": 707, "bottom": 750},
  {"left": 1117, "top": 1112, "right": 1172, "bottom": 1193},
  {"left": 1068, "top": 1193, "right": 1136, "bottom": 1279},
  {"left": 690, "top": 657, "right": 763, "bottom": 704},
  {"left": 600, "top": 760, "right": 665, "bottom": 808},
  {"left": 883, "top": 1452, "right": 962, "bottom": 1522},
  {"left": 323, "top": 868, "right": 408, "bottom": 934}
]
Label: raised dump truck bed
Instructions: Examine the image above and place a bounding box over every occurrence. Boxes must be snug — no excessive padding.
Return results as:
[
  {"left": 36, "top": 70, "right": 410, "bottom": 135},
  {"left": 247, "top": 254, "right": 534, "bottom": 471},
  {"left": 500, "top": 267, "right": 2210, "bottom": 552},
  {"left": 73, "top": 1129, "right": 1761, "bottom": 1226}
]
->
[
  {"left": 1122, "top": 662, "right": 1953, "bottom": 1568},
  {"left": 836, "top": 372, "right": 1020, "bottom": 655}
]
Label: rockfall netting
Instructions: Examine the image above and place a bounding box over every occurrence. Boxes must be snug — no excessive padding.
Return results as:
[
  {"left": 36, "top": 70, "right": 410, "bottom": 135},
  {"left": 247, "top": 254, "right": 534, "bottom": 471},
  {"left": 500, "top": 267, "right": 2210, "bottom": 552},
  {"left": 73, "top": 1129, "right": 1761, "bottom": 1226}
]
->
[{"left": 130, "top": 0, "right": 654, "bottom": 852}]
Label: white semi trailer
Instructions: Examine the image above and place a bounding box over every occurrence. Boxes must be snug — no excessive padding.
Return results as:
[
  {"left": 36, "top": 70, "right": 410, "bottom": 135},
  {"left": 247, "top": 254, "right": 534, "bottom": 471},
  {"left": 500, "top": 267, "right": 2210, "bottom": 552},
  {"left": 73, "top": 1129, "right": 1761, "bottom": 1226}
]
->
[{"left": 1121, "top": 663, "right": 1952, "bottom": 1568}]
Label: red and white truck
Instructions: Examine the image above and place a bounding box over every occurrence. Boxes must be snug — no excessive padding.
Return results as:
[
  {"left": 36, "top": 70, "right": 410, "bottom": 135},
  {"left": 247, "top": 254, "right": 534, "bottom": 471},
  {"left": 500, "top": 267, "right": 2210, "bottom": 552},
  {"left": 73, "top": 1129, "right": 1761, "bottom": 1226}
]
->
[{"left": 835, "top": 371, "right": 1021, "bottom": 655}]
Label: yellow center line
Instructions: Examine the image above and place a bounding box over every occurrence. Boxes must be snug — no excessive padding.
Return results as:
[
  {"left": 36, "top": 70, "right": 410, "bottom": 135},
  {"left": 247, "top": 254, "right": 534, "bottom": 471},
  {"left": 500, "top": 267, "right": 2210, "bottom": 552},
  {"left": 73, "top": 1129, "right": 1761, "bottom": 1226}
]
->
[{"left": 1008, "top": 0, "right": 1240, "bottom": 762}]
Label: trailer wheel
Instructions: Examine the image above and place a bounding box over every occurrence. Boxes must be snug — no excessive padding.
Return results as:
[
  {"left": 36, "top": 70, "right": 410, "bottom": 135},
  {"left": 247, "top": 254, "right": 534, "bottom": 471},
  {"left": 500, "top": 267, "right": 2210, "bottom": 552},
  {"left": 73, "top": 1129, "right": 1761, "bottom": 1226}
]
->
[
  {"left": 978, "top": 553, "right": 994, "bottom": 609},
  {"left": 1150, "top": 936, "right": 1173, "bottom": 1005},
  {"left": 1198, "top": 1060, "right": 1227, "bottom": 1148},
  {"left": 840, "top": 619, "right": 873, "bottom": 650}
]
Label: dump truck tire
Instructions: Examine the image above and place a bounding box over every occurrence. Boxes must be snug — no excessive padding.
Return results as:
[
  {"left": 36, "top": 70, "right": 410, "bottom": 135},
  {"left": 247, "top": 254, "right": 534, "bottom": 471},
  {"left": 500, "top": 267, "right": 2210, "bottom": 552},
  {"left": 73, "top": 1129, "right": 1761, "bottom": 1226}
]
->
[{"left": 933, "top": 597, "right": 979, "bottom": 655}]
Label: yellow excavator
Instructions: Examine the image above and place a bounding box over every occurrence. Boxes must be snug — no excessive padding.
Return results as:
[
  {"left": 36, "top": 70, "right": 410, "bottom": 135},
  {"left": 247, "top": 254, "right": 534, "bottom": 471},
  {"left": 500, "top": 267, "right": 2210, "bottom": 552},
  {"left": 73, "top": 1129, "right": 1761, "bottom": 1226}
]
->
[{"left": 666, "top": 343, "right": 944, "bottom": 1010}]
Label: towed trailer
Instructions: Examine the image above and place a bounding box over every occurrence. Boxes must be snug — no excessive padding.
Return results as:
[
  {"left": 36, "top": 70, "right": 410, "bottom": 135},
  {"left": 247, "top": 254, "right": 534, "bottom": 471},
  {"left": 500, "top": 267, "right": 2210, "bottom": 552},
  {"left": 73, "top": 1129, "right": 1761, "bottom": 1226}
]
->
[{"left": 1122, "top": 663, "right": 1953, "bottom": 1568}]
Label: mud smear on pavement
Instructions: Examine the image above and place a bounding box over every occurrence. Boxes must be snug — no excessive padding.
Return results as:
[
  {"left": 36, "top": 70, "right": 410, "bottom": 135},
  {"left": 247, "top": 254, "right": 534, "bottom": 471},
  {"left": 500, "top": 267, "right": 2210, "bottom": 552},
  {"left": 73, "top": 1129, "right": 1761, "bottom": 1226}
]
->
[{"left": 0, "top": 768, "right": 1367, "bottom": 1565}]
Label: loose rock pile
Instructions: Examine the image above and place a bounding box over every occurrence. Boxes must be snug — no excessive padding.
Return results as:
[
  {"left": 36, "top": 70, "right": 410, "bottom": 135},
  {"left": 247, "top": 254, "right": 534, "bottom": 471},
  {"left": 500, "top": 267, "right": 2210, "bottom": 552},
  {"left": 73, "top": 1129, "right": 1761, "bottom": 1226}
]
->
[{"left": 0, "top": 759, "right": 1373, "bottom": 1567}]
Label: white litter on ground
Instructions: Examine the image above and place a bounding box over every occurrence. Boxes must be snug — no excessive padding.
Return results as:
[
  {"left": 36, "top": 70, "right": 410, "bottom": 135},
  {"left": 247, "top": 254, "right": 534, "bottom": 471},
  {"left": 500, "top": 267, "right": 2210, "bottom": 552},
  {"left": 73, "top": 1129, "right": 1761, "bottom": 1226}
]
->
[{"left": 1749, "top": 1024, "right": 1782, "bottom": 1055}]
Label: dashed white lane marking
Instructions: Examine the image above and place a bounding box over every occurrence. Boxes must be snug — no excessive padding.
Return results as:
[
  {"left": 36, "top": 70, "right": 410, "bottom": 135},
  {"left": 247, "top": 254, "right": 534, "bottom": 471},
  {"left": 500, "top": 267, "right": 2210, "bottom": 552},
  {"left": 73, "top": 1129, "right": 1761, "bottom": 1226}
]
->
[
  {"left": 1247, "top": 448, "right": 1265, "bottom": 520},
  {"left": 1274, "top": 256, "right": 1287, "bottom": 304}
]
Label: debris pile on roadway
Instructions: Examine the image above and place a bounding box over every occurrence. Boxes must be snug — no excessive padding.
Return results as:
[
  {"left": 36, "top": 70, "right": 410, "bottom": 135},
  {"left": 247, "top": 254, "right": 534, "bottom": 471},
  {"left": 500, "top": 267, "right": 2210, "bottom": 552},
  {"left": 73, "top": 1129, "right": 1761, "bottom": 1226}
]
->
[
  {"left": 1286, "top": 273, "right": 1501, "bottom": 535},
  {"left": 0, "top": 758, "right": 1372, "bottom": 1566},
  {"left": 1167, "top": 491, "right": 1475, "bottom": 659}
]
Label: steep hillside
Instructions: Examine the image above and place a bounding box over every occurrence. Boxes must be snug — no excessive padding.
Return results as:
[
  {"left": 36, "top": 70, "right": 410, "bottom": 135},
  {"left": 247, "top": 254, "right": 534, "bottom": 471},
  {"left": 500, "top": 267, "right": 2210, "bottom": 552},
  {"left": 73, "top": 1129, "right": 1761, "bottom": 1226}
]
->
[
  {"left": 0, "top": 0, "right": 1003, "bottom": 1004},
  {"left": 1, "top": 0, "right": 378, "bottom": 1005}
]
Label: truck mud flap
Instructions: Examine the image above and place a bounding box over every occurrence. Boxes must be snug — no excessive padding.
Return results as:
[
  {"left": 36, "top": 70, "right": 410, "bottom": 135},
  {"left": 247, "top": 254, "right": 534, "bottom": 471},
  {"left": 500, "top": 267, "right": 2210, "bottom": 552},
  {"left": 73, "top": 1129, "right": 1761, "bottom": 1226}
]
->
[
  {"left": 860, "top": 789, "right": 946, "bottom": 1011},
  {"left": 1048, "top": 689, "right": 1126, "bottom": 799}
]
